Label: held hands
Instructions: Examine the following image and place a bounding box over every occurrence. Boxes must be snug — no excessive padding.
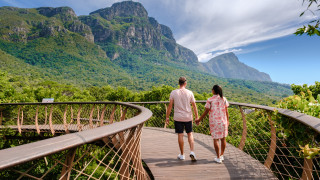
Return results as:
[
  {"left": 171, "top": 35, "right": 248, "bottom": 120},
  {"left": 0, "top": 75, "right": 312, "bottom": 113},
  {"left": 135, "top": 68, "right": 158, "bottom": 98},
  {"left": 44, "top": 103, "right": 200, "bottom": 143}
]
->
[{"left": 195, "top": 118, "right": 201, "bottom": 125}]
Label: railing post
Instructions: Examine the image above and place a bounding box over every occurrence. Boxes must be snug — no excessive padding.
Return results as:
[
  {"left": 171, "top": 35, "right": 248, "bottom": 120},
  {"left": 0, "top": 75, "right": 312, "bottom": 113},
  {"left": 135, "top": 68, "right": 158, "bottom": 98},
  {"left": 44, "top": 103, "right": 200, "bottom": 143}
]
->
[
  {"left": 264, "top": 112, "right": 277, "bottom": 169},
  {"left": 119, "top": 127, "right": 136, "bottom": 180},
  {"left": 60, "top": 148, "right": 77, "bottom": 180},
  {"left": 45, "top": 106, "right": 48, "bottom": 125},
  {"left": 49, "top": 105, "right": 55, "bottom": 135},
  {"left": 21, "top": 110, "right": 24, "bottom": 127},
  {"left": 89, "top": 105, "right": 95, "bottom": 129},
  {"left": 77, "top": 105, "right": 82, "bottom": 131},
  {"left": 301, "top": 158, "right": 313, "bottom": 180},
  {"left": 99, "top": 105, "right": 107, "bottom": 127},
  {"left": 238, "top": 106, "right": 247, "bottom": 150},
  {"left": 121, "top": 107, "right": 128, "bottom": 121},
  {"left": 35, "top": 105, "right": 40, "bottom": 134},
  {"left": 17, "top": 106, "right": 21, "bottom": 134},
  {"left": 69, "top": 106, "right": 73, "bottom": 124},
  {"left": 132, "top": 124, "right": 149, "bottom": 180},
  {"left": 63, "top": 105, "right": 70, "bottom": 134},
  {"left": 109, "top": 105, "right": 117, "bottom": 124}
]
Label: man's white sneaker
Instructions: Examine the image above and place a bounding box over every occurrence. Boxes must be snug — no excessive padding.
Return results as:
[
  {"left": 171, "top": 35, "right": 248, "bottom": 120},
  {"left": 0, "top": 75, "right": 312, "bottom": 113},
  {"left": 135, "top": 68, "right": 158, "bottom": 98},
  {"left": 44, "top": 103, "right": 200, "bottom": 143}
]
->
[
  {"left": 220, "top": 155, "right": 224, "bottom": 161},
  {"left": 177, "top": 154, "right": 185, "bottom": 160},
  {"left": 214, "top": 157, "right": 222, "bottom": 164},
  {"left": 190, "top": 151, "right": 197, "bottom": 161}
]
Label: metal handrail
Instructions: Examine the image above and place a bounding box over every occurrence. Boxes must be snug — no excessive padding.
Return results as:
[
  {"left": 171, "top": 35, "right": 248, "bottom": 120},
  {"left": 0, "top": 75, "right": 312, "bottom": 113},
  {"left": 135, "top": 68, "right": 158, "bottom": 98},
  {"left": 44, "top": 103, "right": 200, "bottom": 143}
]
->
[
  {"left": 0, "top": 102, "right": 152, "bottom": 170},
  {"left": 132, "top": 101, "right": 320, "bottom": 133}
]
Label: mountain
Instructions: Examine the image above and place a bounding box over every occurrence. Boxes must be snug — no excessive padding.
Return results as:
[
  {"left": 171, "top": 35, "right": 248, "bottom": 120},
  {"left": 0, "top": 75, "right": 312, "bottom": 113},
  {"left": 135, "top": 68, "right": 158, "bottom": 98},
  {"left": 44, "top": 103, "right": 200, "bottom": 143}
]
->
[
  {"left": 0, "top": 2, "right": 292, "bottom": 104},
  {"left": 79, "top": 1, "right": 198, "bottom": 64},
  {"left": 201, "top": 53, "right": 272, "bottom": 81}
]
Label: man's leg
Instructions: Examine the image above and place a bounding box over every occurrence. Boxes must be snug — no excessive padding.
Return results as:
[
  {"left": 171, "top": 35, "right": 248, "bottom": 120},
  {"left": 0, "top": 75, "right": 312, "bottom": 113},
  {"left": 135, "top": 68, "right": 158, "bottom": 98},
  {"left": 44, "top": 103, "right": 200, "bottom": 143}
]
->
[
  {"left": 186, "top": 121, "right": 196, "bottom": 161},
  {"left": 185, "top": 121, "right": 194, "bottom": 152},
  {"left": 187, "top": 132, "right": 194, "bottom": 152},
  {"left": 178, "top": 133, "right": 184, "bottom": 155},
  {"left": 175, "top": 121, "right": 184, "bottom": 156}
]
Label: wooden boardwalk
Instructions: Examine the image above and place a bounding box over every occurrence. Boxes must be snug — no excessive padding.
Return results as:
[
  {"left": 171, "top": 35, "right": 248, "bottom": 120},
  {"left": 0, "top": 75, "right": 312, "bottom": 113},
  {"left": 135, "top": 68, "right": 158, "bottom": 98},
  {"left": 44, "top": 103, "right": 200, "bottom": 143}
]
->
[{"left": 141, "top": 127, "right": 277, "bottom": 180}]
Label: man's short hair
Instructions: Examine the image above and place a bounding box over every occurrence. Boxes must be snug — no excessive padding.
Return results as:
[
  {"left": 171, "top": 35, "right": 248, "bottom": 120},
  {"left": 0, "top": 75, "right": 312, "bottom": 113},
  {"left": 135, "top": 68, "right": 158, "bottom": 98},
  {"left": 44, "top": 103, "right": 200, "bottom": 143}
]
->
[{"left": 179, "top": 77, "right": 187, "bottom": 85}]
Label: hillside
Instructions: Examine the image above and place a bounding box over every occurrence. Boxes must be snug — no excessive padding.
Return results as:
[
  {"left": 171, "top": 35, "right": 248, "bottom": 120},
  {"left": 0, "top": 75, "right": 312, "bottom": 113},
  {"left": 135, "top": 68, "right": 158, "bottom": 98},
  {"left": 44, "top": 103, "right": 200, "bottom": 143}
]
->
[
  {"left": 201, "top": 53, "right": 272, "bottom": 81},
  {"left": 0, "top": 2, "right": 292, "bottom": 104}
]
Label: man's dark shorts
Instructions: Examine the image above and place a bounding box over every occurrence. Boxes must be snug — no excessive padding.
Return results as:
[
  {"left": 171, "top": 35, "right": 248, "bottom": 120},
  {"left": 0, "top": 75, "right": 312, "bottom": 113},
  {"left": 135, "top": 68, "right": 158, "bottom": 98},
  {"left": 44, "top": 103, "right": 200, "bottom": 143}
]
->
[{"left": 174, "top": 121, "right": 193, "bottom": 134}]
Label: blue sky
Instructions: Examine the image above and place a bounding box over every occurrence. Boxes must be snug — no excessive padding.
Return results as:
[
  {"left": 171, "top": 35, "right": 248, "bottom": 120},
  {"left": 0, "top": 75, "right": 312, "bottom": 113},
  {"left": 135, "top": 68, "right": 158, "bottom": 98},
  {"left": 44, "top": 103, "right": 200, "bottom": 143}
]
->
[{"left": 0, "top": 0, "right": 319, "bottom": 85}]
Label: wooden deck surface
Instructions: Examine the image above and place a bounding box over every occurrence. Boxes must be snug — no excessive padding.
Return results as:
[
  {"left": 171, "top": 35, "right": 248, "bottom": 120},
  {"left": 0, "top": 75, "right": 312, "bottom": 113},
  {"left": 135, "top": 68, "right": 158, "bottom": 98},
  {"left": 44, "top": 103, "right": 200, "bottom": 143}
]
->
[{"left": 141, "top": 127, "right": 277, "bottom": 180}]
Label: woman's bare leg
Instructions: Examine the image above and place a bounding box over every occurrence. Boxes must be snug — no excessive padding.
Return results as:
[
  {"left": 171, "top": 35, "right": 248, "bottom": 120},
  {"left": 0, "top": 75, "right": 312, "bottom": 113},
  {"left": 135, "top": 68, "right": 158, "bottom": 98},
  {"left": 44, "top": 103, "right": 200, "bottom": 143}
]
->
[
  {"left": 221, "top": 137, "right": 226, "bottom": 156},
  {"left": 213, "top": 139, "right": 220, "bottom": 158}
]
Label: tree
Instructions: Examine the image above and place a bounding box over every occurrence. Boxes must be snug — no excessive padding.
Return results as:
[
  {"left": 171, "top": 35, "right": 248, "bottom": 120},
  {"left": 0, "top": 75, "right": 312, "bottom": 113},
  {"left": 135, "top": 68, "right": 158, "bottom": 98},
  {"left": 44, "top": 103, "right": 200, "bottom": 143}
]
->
[{"left": 295, "top": 0, "right": 320, "bottom": 36}]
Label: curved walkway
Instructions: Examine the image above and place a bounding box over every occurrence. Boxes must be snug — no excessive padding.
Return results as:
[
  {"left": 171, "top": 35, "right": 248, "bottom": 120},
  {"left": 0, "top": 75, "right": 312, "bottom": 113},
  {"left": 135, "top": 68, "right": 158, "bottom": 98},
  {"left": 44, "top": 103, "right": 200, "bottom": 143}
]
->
[{"left": 141, "top": 127, "right": 277, "bottom": 180}]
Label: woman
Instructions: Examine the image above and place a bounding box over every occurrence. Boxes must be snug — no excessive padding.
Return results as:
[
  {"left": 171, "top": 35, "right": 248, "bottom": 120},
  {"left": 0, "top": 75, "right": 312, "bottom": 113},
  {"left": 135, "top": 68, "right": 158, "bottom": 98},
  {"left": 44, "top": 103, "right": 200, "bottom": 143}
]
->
[{"left": 196, "top": 85, "right": 229, "bottom": 163}]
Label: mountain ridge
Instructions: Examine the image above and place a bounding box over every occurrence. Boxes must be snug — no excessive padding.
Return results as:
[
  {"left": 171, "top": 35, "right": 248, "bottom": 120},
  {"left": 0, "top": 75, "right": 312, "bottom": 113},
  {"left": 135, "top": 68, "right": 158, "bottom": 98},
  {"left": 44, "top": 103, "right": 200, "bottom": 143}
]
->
[
  {"left": 79, "top": 1, "right": 198, "bottom": 64},
  {"left": 201, "top": 53, "right": 272, "bottom": 82}
]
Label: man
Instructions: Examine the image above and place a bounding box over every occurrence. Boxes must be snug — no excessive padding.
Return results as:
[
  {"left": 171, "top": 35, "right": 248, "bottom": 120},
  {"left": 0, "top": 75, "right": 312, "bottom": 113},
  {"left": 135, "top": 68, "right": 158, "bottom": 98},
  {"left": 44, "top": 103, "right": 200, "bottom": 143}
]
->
[{"left": 165, "top": 77, "right": 199, "bottom": 161}]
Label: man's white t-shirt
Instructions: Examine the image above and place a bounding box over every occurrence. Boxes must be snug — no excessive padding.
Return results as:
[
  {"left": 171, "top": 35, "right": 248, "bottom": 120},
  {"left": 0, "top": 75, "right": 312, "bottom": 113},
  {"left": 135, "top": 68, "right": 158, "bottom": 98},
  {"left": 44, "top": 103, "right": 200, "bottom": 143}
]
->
[{"left": 169, "top": 88, "right": 195, "bottom": 122}]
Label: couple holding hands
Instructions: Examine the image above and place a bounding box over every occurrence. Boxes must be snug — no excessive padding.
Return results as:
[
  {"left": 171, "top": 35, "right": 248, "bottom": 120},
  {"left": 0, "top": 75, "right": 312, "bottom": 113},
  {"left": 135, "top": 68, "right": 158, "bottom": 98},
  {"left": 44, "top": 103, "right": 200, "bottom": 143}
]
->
[{"left": 165, "top": 77, "right": 229, "bottom": 164}]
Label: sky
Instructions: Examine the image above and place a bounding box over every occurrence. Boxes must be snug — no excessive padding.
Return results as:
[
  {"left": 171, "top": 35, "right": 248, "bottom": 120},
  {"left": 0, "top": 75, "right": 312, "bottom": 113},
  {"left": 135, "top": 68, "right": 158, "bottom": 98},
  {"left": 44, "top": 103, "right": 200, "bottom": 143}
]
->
[{"left": 0, "top": 0, "right": 319, "bottom": 85}]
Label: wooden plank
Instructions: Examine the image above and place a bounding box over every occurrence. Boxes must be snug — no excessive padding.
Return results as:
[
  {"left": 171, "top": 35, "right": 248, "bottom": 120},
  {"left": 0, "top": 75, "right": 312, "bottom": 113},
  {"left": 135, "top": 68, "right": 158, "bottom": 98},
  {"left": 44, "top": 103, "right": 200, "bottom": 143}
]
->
[{"left": 141, "top": 127, "right": 277, "bottom": 180}]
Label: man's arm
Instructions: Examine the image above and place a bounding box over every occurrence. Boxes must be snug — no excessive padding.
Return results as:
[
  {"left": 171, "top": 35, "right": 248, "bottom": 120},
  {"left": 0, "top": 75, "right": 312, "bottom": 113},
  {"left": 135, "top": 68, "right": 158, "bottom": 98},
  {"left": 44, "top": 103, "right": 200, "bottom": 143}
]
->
[
  {"left": 165, "top": 99, "right": 174, "bottom": 126},
  {"left": 191, "top": 101, "right": 198, "bottom": 120}
]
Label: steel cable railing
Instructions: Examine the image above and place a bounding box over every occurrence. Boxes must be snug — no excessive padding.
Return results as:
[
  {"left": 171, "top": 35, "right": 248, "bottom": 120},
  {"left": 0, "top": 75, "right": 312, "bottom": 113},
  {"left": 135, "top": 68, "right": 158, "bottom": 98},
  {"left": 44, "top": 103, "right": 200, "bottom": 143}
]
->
[
  {"left": 0, "top": 102, "right": 152, "bottom": 179},
  {"left": 132, "top": 101, "right": 320, "bottom": 180},
  {"left": 1, "top": 101, "right": 320, "bottom": 179}
]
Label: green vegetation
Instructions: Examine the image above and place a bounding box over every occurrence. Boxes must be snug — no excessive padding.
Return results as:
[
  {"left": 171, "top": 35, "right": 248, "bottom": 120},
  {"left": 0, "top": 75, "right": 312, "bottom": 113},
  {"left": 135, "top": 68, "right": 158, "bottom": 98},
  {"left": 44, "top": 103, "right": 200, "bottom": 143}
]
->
[
  {"left": 295, "top": 0, "right": 320, "bottom": 36},
  {"left": 0, "top": 69, "right": 291, "bottom": 106},
  {"left": 279, "top": 82, "right": 320, "bottom": 118}
]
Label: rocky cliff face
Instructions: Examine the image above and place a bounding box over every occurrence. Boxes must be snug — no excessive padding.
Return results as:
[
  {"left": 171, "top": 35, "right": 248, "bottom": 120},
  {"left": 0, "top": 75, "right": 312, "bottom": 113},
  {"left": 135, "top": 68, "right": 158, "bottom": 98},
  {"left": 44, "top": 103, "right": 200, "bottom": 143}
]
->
[
  {"left": 0, "top": 6, "right": 94, "bottom": 42},
  {"left": 202, "top": 53, "right": 272, "bottom": 82},
  {"left": 80, "top": 1, "right": 198, "bottom": 64}
]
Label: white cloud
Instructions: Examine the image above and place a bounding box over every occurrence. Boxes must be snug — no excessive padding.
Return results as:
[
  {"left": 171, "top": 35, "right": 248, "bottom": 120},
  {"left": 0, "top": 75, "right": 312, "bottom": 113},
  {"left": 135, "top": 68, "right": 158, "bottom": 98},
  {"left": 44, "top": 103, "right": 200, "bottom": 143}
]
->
[{"left": 138, "top": 0, "right": 315, "bottom": 62}]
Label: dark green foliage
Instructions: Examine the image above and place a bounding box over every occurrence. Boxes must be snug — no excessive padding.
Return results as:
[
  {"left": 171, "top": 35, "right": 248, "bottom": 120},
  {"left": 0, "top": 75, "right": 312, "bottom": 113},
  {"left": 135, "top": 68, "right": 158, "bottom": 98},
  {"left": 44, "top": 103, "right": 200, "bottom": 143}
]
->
[
  {"left": 295, "top": 0, "right": 320, "bottom": 36},
  {"left": 291, "top": 81, "right": 320, "bottom": 99}
]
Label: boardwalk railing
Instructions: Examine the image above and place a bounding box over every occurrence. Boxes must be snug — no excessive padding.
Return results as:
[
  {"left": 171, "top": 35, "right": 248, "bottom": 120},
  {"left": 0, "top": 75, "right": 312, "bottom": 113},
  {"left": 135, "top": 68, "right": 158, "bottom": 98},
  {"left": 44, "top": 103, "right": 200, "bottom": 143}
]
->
[
  {"left": 1, "top": 101, "right": 320, "bottom": 179},
  {"left": 132, "top": 101, "right": 320, "bottom": 180},
  {"left": 0, "top": 102, "right": 152, "bottom": 179}
]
